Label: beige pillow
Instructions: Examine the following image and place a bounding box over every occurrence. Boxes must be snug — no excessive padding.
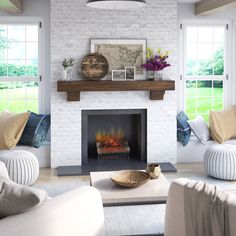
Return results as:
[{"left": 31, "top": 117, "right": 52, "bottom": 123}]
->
[
  {"left": 0, "top": 161, "right": 48, "bottom": 219},
  {"left": 0, "top": 111, "right": 30, "bottom": 149},
  {"left": 209, "top": 105, "right": 236, "bottom": 143}
]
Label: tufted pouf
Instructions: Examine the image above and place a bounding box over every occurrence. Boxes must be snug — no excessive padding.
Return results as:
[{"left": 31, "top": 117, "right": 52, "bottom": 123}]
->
[
  {"left": 204, "top": 144, "right": 236, "bottom": 180},
  {"left": 0, "top": 150, "right": 39, "bottom": 185}
]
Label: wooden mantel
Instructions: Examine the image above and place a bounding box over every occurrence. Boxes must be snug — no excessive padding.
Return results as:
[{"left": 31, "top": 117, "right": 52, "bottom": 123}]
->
[{"left": 57, "top": 80, "right": 175, "bottom": 101}]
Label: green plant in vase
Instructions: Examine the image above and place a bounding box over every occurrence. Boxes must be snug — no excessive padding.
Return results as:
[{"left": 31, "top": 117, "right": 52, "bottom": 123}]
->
[{"left": 62, "top": 58, "right": 74, "bottom": 81}]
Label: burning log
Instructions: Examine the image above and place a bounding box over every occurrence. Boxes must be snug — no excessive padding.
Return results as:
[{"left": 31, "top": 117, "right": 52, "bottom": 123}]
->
[{"left": 95, "top": 130, "right": 130, "bottom": 159}]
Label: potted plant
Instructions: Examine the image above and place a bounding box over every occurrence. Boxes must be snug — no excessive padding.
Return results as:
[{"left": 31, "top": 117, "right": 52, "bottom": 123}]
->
[
  {"left": 142, "top": 48, "right": 171, "bottom": 81},
  {"left": 62, "top": 58, "right": 74, "bottom": 80}
]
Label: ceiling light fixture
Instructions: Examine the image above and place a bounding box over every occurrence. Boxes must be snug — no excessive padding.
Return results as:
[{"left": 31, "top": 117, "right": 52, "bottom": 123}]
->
[{"left": 86, "top": 0, "right": 146, "bottom": 9}]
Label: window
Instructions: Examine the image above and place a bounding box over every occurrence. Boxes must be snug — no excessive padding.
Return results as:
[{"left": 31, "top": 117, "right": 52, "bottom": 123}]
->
[
  {"left": 0, "top": 22, "right": 41, "bottom": 113},
  {"left": 180, "top": 22, "right": 228, "bottom": 121}
]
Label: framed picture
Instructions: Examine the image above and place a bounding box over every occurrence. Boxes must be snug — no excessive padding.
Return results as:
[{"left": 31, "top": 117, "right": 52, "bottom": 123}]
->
[
  {"left": 125, "top": 66, "right": 136, "bottom": 81},
  {"left": 112, "top": 70, "right": 126, "bottom": 81},
  {"left": 91, "top": 39, "right": 147, "bottom": 80}
]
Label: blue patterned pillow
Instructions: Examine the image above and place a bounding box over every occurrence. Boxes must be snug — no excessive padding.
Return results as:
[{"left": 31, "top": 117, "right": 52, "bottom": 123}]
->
[
  {"left": 18, "top": 112, "right": 50, "bottom": 148},
  {"left": 177, "top": 111, "right": 191, "bottom": 146}
]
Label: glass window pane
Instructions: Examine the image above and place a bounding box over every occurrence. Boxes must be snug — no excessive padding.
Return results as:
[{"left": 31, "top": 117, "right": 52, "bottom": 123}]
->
[
  {"left": 0, "top": 26, "right": 8, "bottom": 61},
  {"left": 186, "top": 80, "right": 196, "bottom": 96},
  {"left": 8, "top": 25, "right": 25, "bottom": 42},
  {"left": 8, "top": 42, "right": 26, "bottom": 59},
  {"left": 186, "top": 96, "right": 197, "bottom": 117},
  {"left": 198, "top": 43, "right": 214, "bottom": 60},
  {"left": 198, "top": 27, "right": 213, "bottom": 42},
  {"left": 26, "top": 42, "right": 38, "bottom": 59},
  {"left": 26, "top": 100, "right": 38, "bottom": 112},
  {"left": 0, "top": 23, "right": 39, "bottom": 78},
  {"left": 0, "top": 25, "right": 7, "bottom": 38},
  {"left": 186, "top": 80, "right": 197, "bottom": 119},
  {"left": 213, "top": 43, "right": 224, "bottom": 75},
  {"left": 26, "top": 25, "right": 38, "bottom": 42},
  {"left": 8, "top": 100, "right": 26, "bottom": 113},
  {"left": 197, "top": 80, "right": 212, "bottom": 97},
  {"left": 0, "top": 82, "right": 38, "bottom": 113},
  {"left": 213, "top": 97, "right": 223, "bottom": 111},
  {"left": 185, "top": 25, "right": 225, "bottom": 77},
  {"left": 214, "top": 27, "right": 224, "bottom": 43},
  {"left": 7, "top": 83, "right": 26, "bottom": 99},
  {"left": 197, "top": 98, "right": 212, "bottom": 113},
  {"left": 186, "top": 27, "right": 198, "bottom": 42},
  {"left": 185, "top": 80, "right": 224, "bottom": 122},
  {"left": 26, "top": 82, "right": 38, "bottom": 100},
  {"left": 7, "top": 60, "right": 26, "bottom": 76},
  {"left": 213, "top": 80, "right": 223, "bottom": 96},
  {"left": 0, "top": 61, "right": 7, "bottom": 76},
  {"left": 26, "top": 60, "right": 38, "bottom": 76}
]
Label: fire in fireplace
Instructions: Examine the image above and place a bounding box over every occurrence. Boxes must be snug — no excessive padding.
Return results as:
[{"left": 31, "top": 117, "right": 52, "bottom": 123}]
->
[{"left": 95, "top": 129, "right": 130, "bottom": 159}]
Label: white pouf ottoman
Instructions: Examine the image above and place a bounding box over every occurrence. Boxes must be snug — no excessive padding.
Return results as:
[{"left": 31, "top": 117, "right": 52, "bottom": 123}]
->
[
  {"left": 204, "top": 144, "right": 236, "bottom": 180},
  {"left": 0, "top": 150, "right": 39, "bottom": 185}
]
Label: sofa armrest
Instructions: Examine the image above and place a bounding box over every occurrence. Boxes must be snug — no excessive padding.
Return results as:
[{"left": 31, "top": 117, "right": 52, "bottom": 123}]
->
[
  {"left": 165, "top": 178, "right": 189, "bottom": 236},
  {"left": 0, "top": 186, "right": 105, "bottom": 236}
]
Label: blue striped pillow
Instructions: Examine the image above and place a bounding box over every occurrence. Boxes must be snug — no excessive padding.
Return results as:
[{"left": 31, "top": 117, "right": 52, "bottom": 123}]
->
[{"left": 18, "top": 112, "right": 50, "bottom": 148}]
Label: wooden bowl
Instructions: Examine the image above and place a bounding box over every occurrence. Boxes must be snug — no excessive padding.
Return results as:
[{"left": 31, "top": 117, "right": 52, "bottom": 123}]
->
[{"left": 110, "top": 170, "right": 150, "bottom": 188}]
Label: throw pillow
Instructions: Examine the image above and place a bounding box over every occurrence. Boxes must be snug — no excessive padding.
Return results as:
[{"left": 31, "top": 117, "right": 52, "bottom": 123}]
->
[
  {"left": 0, "top": 161, "right": 48, "bottom": 219},
  {"left": 18, "top": 112, "right": 50, "bottom": 148},
  {"left": 0, "top": 111, "right": 30, "bottom": 150},
  {"left": 187, "top": 115, "right": 210, "bottom": 144},
  {"left": 177, "top": 111, "right": 191, "bottom": 146},
  {"left": 209, "top": 105, "right": 236, "bottom": 144}
]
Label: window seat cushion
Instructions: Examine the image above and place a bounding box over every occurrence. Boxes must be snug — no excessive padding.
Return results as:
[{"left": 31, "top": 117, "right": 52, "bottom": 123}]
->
[{"left": 177, "top": 136, "right": 236, "bottom": 163}]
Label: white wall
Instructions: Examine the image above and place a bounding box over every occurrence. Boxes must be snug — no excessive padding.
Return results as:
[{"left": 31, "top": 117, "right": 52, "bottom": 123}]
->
[
  {"left": 178, "top": 3, "right": 236, "bottom": 106},
  {"left": 0, "top": 0, "right": 51, "bottom": 113},
  {"left": 51, "top": 0, "right": 178, "bottom": 168}
]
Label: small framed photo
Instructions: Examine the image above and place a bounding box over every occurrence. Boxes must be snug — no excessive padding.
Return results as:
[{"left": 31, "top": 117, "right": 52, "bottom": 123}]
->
[
  {"left": 125, "top": 66, "right": 136, "bottom": 81},
  {"left": 112, "top": 70, "right": 126, "bottom": 81}
]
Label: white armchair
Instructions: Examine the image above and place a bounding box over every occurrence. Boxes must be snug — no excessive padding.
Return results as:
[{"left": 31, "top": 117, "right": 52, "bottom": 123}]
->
[
  {"left": 0, "top": 186, "right": 105, "bottom": 236},
  {"left": 165, "top": 178, "right": 236, "bottom": 236}
]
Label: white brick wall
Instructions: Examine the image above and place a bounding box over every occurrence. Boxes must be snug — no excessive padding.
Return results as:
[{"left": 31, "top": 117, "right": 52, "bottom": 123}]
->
[{"left": 51, "top": 0, "right": 178, "bottom": 168}]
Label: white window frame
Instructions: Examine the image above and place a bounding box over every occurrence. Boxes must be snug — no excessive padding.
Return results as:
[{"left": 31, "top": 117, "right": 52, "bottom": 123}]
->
[
  {"left": 0, "top": 17, "right": 44, "bottom": 113},
  {"left": 178, "top": 20, "right": 233, "bottom": 114}
]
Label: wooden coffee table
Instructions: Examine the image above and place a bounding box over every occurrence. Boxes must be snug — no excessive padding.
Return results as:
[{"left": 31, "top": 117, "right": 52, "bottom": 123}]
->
[{"left": 90, "top": 171, "right": 170, "bottom": 206}]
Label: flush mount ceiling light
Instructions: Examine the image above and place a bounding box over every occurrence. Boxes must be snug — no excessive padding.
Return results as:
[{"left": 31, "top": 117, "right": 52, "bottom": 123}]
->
[{"left": 86, "top": 0, "right": 146, "bottom": 9}]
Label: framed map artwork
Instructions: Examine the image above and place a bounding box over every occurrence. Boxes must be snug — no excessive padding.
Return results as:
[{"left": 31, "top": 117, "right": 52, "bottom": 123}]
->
[{"left": 90, "top": 39, "right": 147, "bottom": 80}]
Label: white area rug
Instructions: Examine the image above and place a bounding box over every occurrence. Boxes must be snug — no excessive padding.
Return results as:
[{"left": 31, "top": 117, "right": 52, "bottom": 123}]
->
[{"left": 33, "top": 175, "right": 236, "bottom": 236}]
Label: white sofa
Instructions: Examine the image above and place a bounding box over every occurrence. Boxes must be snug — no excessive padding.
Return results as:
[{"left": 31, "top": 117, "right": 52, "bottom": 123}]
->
[
  {"left": 177, "top": 136, "right": 236, "bottom": 163},
  {"left": 165, "top": 178, "right": 236, "bottom": 236},
  {"left": 0, "top": 186, "right": 105, "bottom": 236}
]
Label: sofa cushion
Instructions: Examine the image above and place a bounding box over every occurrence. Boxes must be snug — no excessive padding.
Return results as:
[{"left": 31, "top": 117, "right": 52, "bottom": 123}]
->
[
  {"left": 187, "top": 115, "right": 210, "bottom": 144},
  {"left": 209, "top": 105, "right": 236, "bottom": 144},
  {"left": 0, "top": 161, "right": 48, "bottom": 219},
  {"left": 0, "top": 161, "right": 10, "bottom": 181},
  {"left": 18, "top": 112, "right": 51, "bottom": 148},
  {"left": 0, "top": 111, "right": 30, "bottom": 150},
  {"left": 177, "top": 111, "right": 191, "bottom": 146}
]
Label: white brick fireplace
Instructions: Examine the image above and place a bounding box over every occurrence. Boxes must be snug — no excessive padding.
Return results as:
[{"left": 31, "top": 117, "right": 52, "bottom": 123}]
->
[{"left": 51, "top": 0, "right": 178, "bottom": 168}]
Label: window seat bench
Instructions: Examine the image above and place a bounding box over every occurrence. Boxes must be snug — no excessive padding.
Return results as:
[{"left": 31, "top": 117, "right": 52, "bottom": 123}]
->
[
  {"left": 15, "top": 141, "right": 50, "bottom": 168},
  {"left": 177, "top": 137, "right": 236, "bottom": 163}
]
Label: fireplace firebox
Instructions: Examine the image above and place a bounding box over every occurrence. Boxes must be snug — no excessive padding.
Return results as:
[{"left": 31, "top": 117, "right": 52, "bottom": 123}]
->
[{"left": 82, "top": 109, "right": 147, "bottom": 164}]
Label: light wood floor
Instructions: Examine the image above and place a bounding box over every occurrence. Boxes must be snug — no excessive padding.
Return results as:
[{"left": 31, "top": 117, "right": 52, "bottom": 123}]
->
[{"left": 36, "top": 163, "right": 207, "bottom": 184}]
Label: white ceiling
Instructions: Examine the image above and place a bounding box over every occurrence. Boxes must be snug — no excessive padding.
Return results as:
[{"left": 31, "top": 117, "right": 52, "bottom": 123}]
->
[{"left": 178, "top": 0, "right": 199, "bottom": 3}]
